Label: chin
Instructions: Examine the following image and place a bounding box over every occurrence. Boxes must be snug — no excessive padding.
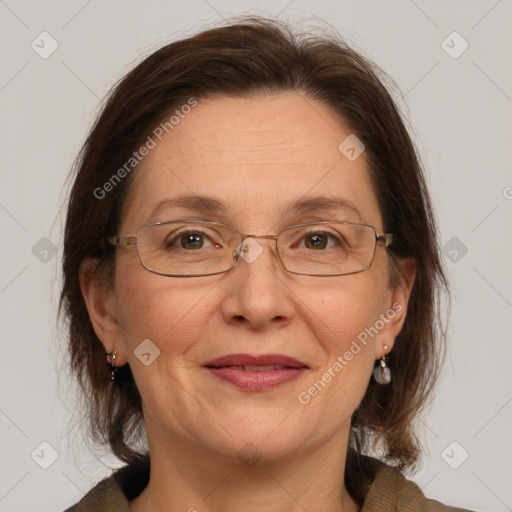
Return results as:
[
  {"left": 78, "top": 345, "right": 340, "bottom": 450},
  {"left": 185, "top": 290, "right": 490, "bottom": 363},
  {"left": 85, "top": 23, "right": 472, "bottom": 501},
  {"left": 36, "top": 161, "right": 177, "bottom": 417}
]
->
[{"left": 203, "top": 416, "right": 309, "bottom": 464}]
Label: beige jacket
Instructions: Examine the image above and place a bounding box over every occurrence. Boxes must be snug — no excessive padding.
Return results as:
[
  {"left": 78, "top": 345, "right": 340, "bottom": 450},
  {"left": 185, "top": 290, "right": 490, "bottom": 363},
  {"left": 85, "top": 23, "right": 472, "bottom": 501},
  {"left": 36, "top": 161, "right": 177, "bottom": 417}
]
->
[{"left": 64, "top": 460, "right": 474, "bottom": 511}]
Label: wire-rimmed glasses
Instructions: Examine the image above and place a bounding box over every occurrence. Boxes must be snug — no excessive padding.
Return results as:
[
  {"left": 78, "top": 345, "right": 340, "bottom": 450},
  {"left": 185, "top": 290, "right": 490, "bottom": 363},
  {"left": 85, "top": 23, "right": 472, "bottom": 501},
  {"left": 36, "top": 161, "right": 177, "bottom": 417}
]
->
[{"left": 107, "top": 220, "right": 393, "bottom": 277}]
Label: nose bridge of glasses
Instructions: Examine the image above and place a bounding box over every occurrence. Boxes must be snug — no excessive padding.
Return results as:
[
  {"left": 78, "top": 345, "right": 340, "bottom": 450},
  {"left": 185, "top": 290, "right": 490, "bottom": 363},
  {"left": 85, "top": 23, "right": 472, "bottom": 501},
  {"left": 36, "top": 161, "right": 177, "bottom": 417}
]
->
[{"left": 231, "top": 234, "right": 281, "bottom": 267}]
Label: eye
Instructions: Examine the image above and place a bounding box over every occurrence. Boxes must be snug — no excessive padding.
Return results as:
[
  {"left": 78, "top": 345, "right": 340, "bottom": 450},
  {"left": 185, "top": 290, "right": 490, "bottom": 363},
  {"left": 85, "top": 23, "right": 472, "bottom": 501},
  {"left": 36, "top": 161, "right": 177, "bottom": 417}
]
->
[
  {"left": 304, "top": 233, "right": 329, "bottom": 250},
  {"left": 295, "top": 230, "right": 345, "bottom": 250},
  {"left": 177, "top": 232, "right": 206, "bottom": 250},
  {"left": 165, "top": 229, "right": 220, "bottom": 250}
]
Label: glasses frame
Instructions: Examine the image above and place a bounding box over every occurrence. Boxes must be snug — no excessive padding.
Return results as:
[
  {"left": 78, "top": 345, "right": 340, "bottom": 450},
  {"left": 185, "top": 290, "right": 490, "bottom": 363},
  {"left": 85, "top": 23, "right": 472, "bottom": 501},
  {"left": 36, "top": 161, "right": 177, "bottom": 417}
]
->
[{"left": 106, "top": 220, "right": 394, "bottom": 278}]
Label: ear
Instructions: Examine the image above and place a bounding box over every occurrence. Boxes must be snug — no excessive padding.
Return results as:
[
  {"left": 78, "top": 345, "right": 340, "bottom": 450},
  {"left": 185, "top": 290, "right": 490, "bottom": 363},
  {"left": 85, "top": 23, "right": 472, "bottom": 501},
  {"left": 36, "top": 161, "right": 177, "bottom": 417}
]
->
[
  {"left": 374, "top": 257, "right": 417, "bottom": 359},
  {"left": 79, "top": 257, "right": 127, "bottom": 365}
]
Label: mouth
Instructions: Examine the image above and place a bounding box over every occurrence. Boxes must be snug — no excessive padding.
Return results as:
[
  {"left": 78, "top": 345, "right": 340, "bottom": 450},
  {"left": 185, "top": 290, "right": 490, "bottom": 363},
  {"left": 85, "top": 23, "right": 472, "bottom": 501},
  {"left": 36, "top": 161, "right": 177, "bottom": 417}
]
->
[
  {"left": 203, "top": 354, "right": 309, "bottom": 391},
  {"left": 210, "top": 364, "right": 297, "bottom": 371}
]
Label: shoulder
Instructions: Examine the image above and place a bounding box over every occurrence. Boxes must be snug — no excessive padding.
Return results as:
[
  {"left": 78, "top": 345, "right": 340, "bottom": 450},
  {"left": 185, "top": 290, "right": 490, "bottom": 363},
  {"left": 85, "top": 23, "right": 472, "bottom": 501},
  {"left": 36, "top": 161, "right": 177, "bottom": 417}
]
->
[
  {"left": 362, "top": 464, "right": 476, "bottom": 512},
  {"left": 62, "top": 456, "right": 150, "bottom": 512}
]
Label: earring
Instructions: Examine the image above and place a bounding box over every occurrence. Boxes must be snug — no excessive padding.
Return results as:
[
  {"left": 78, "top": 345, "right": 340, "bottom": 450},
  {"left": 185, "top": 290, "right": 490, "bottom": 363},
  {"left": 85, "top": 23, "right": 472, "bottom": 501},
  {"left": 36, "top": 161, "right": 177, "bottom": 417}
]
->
[
  {"left": 106, "top": 350, "right": 117, "bottom": 381},
  {"left": 373, "top": 345, "right": 391, "bottom": 385}
]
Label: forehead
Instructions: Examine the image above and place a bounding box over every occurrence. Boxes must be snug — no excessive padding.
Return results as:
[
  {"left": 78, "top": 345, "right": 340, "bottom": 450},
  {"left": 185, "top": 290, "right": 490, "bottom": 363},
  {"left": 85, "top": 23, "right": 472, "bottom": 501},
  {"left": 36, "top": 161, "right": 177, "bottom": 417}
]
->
[{"left": 121, "top": 93, "right": 382, "bottom": 232}]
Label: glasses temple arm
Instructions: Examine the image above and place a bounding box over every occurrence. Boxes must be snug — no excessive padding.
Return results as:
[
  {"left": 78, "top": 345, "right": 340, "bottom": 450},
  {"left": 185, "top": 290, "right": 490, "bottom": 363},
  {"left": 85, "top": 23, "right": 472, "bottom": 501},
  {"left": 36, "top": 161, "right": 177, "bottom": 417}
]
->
[
  {"left": 377, "top": 234, "right": 394, "bottom": 247},
  {"left": 107, "top": 235, "right": 138, "bottom": 247}
]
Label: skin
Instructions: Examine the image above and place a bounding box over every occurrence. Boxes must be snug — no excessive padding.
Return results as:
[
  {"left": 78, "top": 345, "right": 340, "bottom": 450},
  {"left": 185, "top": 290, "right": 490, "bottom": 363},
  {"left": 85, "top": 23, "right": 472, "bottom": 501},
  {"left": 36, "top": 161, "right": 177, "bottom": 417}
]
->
[{"left": 80, "top": 93, "right": 415, "bottom": 512}]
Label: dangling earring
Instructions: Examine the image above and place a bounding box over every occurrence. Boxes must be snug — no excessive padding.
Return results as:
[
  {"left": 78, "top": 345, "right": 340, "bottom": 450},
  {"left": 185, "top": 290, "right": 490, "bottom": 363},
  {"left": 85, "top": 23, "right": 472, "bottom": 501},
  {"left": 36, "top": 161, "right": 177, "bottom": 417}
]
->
[
  {"left": 373, "top": 345, "right": 391, "bottom": 385},
  {"left": 106, "top": 350, "right": 117, "bottom": 381}
]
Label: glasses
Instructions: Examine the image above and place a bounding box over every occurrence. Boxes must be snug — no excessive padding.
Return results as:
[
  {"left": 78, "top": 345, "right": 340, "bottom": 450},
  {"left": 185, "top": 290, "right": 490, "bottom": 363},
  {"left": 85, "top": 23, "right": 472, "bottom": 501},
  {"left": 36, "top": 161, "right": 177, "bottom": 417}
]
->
[{"left": 107, "top": 220, "right": 393, "bottom": 277}]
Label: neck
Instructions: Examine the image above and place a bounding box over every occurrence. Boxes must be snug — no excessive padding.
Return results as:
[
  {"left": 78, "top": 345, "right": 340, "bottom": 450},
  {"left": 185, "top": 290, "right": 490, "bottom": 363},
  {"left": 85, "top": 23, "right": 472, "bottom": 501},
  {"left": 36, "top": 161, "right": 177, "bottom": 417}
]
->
[{"left": 130, "top": 425, "right": 359, "bottom": 512}]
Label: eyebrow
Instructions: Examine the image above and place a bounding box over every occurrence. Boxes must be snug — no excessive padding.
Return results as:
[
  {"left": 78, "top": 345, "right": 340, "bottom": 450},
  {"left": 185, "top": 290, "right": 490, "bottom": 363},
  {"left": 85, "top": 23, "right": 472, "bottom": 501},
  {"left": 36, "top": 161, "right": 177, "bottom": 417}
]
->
[
  {"left": 146, "top": 194, "right": 362, "bottom": 224},
  {"left": 290, "top": 196, "right": 362, "bottom": 219},
  {"left": 147, "top": 195, "right": 229, "bottom": 222}
]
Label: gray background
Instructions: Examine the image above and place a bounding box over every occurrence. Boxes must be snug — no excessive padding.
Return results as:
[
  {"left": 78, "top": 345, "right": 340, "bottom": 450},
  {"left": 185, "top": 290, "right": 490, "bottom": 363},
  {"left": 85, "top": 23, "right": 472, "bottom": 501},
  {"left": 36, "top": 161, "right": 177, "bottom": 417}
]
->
[{"left": 0, "top": 1, "right": 511, "bottom": 511}]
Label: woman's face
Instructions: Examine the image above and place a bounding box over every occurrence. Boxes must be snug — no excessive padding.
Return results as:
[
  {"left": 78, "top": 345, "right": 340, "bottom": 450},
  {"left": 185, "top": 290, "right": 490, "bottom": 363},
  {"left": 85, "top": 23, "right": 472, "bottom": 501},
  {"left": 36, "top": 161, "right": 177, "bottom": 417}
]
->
[{"left": 84, "top": 93, "right": 411, "bottom": 463}]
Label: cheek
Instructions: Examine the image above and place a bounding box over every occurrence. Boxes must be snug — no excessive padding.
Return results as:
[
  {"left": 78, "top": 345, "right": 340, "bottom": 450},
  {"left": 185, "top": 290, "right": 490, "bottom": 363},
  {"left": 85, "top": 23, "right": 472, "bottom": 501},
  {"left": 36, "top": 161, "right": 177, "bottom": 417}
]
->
[
  {"left": 112, "top": 269, "right": 222, "bottom": 430},
  {"left": 311, "top": 295, "right": 378, "bottom": 385},
  {"left": 114, "top": 264, "right": 217, "bottom": 356},
  {"left": 296, "top": 274, "right": 387, "bottom": 410},
  {"left": 304, "top": 272, "right": 388, "bottom": 354}
]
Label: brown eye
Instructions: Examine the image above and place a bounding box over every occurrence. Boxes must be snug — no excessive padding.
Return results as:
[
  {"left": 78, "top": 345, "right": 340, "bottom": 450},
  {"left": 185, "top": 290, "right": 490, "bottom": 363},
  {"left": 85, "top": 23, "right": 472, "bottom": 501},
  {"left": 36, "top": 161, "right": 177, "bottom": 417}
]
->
[
  {"left": 179, "top": 233, "right": 205, "bottom": 250},
  {"left": 304, "top": 233, "right": 328, "bottom": 249},
  {"left": 165, "top": 230, "right": 212, "bottom": 250}
]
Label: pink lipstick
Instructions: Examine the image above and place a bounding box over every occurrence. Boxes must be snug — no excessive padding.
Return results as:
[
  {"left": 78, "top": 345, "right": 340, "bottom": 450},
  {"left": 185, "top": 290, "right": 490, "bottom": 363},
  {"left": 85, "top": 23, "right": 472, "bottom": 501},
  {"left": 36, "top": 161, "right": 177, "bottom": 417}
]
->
[{"left": 203, "top": 354, "right": 309, "bottom": 391}]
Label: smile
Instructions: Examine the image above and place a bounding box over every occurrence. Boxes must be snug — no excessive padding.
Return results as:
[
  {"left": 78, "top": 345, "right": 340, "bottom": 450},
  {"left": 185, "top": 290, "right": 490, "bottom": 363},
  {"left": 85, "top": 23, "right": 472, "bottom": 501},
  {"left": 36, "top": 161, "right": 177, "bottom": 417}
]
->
[
  {"left": 203, "top": 353, "right": 309, "bottom": 391},
  {"left": 204, "top": 366, "right": 307, "bottom": 390}
]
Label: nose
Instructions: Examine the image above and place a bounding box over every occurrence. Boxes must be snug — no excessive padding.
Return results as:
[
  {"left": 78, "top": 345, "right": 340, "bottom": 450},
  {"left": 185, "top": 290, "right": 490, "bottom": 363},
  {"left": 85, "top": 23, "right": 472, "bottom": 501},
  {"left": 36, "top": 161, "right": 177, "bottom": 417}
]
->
[{"left": 220, "top": 236, "right": 295, "bottom": 330}]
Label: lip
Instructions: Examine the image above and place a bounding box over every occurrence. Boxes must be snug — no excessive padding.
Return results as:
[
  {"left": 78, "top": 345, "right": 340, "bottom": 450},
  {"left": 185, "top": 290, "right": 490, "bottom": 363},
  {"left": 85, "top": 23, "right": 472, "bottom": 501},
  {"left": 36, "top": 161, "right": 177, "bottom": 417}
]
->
[
  {"left": 203, "top": 353, "right": 309, "bottom": 391},
  {"left": 203, "top": 353, "right": 308, "bottom": 368}
]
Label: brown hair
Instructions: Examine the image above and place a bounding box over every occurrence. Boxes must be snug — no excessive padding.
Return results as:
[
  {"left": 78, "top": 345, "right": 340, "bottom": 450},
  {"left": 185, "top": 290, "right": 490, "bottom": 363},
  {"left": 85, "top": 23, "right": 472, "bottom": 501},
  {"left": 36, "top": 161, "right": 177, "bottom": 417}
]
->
[{"left": 60, "top": 16, "right": 447, "bottom": 501}]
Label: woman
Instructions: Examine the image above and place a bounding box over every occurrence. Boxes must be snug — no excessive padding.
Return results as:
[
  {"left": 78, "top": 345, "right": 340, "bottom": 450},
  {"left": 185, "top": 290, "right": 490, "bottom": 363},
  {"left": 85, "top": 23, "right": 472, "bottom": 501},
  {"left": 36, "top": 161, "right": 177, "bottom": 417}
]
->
[{"left": 61, "top": 17, "right": 473, "bottom": 511}]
